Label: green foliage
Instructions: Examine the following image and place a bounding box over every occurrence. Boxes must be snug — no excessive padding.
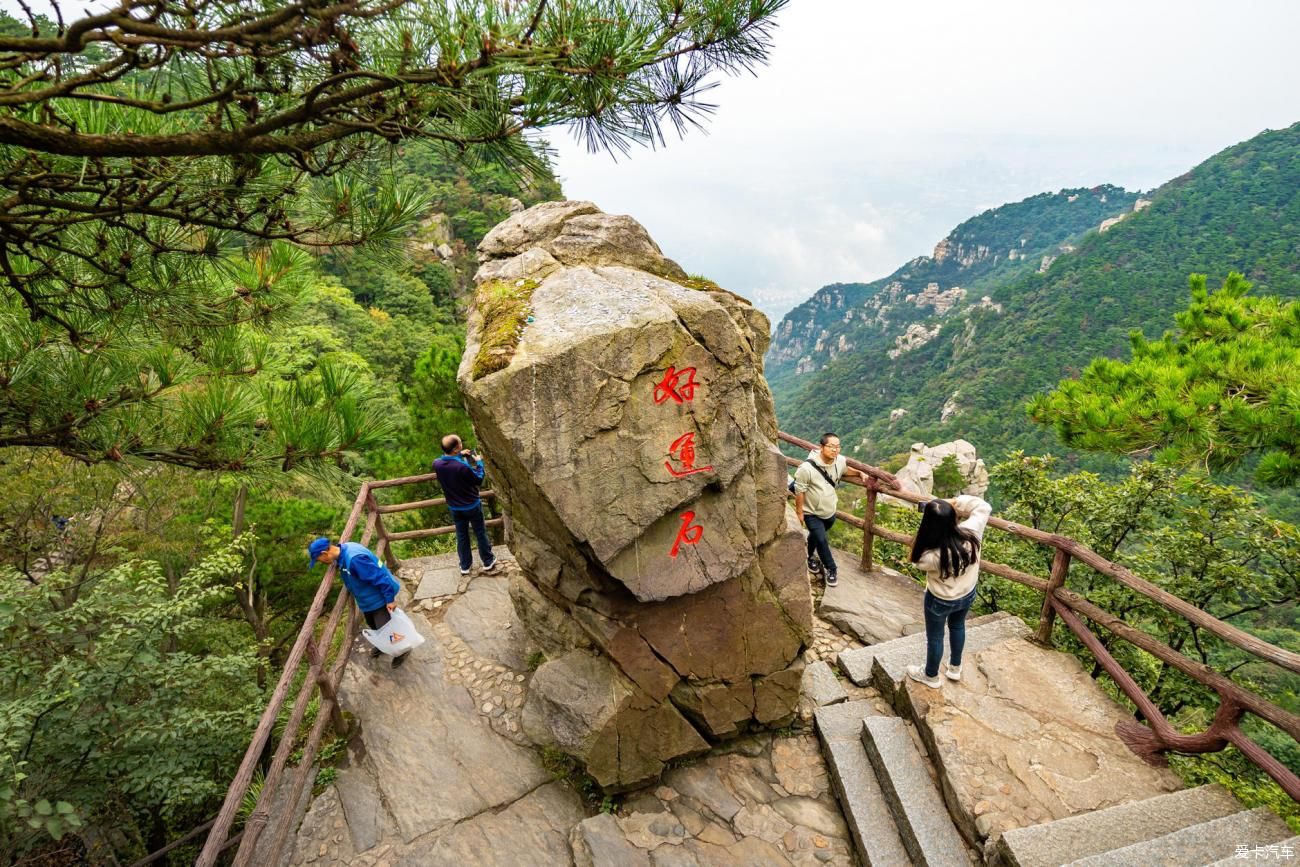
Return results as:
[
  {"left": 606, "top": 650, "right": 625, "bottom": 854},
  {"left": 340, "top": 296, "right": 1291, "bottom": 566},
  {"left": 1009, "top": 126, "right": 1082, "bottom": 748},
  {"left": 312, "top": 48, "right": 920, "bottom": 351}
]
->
[
  {"left": 471, "top": 279, "right": 540, "bottom": 379},
  {"left": 1031, "top": 273, "right": 1300, "bottom": 486},
  {"left": 0, "top": 767, "right": 82, "bottom": 848},
  {"left": 0, "top": 539, "right": 264, "bottom": 862},
  {"left": 931, "top": 455, "right": 965, "bottom": 498},
  {"left": 0, "top": 102, "right": 558, "bottom": 859},
  {"left": 539, "top": 745, "right": 617, "bottom": 813},
  {"left": 0, "top": 244, "right": 391, "bottom": 473},
  {"left": 1170, "top": 749, "right": 1299, "bottom": 834},
  {"left": 673, "top": 274, "right": 723, "bottom": 292}
]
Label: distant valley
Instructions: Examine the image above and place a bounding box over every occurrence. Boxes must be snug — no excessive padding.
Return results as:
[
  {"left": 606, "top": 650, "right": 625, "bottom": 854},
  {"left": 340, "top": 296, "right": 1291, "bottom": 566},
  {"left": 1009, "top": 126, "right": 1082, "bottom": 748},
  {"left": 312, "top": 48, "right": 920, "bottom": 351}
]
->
[{"left": 768, "top": 122, "right": 1300, "bottom": 473}]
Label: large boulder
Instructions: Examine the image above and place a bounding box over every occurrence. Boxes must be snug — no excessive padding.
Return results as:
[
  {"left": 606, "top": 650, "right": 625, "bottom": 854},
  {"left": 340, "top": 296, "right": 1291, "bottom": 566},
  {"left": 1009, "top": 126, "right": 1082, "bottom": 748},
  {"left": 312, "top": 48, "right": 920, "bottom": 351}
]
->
[
  {"left": 462, "top": 202, "right": 811, "bottom": 788},
  {"left": 886, "top": 439, "right": 989, "bottom": 504},
  {"left": 522, "top": 651, "right": 710, "bottom": 791}
]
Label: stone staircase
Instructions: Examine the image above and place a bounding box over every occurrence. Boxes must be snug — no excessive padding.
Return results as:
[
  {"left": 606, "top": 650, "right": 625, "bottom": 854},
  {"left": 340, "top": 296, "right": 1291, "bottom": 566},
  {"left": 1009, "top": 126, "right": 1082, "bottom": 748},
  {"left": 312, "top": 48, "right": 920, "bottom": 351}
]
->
[
  {"left": 991, "top": 787, "right": 1297, "bottom": 866},
  {"left": 812, "top": 565, "right": 1297, "bottom": 866}
]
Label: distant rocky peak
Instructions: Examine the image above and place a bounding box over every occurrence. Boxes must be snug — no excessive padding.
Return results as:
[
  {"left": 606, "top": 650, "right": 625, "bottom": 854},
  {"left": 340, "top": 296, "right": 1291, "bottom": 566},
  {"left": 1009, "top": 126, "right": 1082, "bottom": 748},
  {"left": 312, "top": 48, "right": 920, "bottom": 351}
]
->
[{"left": 766, "top": 184, "right": 1138, "bottom": 384}]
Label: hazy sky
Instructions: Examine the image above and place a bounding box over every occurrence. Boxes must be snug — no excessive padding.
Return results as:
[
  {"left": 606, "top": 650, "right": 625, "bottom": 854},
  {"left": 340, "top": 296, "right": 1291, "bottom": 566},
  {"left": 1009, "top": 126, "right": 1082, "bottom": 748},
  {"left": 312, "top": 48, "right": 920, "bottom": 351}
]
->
[{"left": 551, "top": 1, "right": 1300, "bottom": 321}]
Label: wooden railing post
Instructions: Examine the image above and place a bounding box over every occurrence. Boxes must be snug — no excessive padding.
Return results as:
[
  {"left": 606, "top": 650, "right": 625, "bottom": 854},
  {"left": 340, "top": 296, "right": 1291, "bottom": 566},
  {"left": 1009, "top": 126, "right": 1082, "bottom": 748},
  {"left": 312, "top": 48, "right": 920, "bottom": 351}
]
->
[
  {"left": 860, "top": 481, "right": 877, "bottom": 571},
  {"left": 1036, "top": 548, "right": 1072, "bottom": 645},
  {"left": 305, "top": 640, "right": 347, "bottom": 736},
  {"left": 366, "top": 491, "right": 400, "bottom": 570}
]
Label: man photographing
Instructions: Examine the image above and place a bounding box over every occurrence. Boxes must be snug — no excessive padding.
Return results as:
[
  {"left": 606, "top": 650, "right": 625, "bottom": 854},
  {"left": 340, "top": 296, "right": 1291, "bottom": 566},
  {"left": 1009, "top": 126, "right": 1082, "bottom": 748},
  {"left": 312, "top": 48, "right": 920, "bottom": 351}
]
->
[{"left": 432, "top": 433, "right": 498, "bottom": 577}]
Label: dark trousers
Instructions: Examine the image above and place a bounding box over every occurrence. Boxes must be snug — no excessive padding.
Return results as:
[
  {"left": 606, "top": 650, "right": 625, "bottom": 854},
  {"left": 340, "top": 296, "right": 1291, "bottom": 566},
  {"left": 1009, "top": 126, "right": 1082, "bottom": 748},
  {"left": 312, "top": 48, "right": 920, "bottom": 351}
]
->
[
  {"left": 804, "top": 513, "right": 837, "bottom": 576},
  {"left": 363, "top": 606, "right": 391, "bottom": 630},
  {"left": 451, "top": 503, "right": 493, "bottom": 571},
  {"left": 923, "top": 587, "right": 977, "bottom": 677}
]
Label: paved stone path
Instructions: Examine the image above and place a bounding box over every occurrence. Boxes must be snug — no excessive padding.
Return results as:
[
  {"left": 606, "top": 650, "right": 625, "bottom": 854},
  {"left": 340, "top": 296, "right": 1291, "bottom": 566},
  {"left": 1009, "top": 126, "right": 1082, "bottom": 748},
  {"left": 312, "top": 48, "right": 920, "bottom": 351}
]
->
[
  {"left": 286, "top": 552, "right": 879, "bottom": 867},
  {"left": 800, "top": 569, "right": 889, "bottom": 724},
  {"left": 572, "top": 735, "right": 857, "bottom": 866}
]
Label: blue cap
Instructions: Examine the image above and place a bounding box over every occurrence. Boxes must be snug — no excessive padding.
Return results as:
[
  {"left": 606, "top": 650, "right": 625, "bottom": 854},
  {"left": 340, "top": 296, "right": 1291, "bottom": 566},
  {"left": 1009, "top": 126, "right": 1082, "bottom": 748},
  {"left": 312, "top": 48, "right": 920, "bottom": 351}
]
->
[{"left": 308, "top": 536, "right": 332, "bottom": 568}]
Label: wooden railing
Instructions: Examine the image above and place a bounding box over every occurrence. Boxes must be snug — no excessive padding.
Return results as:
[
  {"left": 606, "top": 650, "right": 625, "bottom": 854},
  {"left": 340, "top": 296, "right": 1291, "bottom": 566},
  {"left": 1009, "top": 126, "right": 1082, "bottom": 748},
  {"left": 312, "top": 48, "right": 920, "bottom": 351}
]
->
[
  {"left": 189, "top": 473, "right": 499, "bottom": 867},
  {"left": 165, "top": 431, "right": 1299, "bottom": 864},
  {"left": 779, "top": 431, "right": 1300, "bottom": 804}
]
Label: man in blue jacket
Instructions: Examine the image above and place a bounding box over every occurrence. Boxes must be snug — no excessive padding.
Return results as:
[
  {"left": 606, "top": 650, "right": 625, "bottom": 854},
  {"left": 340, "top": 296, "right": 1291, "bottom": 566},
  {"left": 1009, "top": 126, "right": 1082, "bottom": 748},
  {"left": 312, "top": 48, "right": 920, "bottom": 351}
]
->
[
  {"left": 432, "top": 433, "right": 497, "bottom": 577},
  {"left": 308, "top": 536, "right": 410, "bottom": 668}
]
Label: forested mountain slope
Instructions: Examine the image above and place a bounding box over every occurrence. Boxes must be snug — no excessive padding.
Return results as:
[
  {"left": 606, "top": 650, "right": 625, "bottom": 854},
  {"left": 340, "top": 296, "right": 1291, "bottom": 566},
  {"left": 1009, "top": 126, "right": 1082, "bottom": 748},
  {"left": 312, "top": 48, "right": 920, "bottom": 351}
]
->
[
  {"left": 770, "top": 122, "right": 1300, "bottom": 466},
  {"left": 0, "top": 140, "right": 561, "bottom": 863},
  {"left": 766, "top": 185, "right": 1139, "bottom": 393}
]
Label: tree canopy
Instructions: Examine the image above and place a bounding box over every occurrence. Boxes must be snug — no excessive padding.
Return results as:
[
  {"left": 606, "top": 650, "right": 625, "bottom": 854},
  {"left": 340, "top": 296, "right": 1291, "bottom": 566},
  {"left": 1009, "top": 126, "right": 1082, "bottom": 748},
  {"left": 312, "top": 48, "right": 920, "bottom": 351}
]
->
[
  {"left": 0, "top": 0, "right": 787, "bottom": 472},
  {"left": 1030, "top": 273, "right": 1300, "bottom": 486}
]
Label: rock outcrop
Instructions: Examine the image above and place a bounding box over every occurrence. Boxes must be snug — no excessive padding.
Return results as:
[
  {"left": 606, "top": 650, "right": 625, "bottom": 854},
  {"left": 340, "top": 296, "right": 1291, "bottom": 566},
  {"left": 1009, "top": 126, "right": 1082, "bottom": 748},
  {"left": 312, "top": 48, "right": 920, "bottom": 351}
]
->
[
  {"left": 460, "top": 202, "right": 812, "bottom": 790},
  {"left": 885, "top": 440, "right": 989, "bottom": 504}
]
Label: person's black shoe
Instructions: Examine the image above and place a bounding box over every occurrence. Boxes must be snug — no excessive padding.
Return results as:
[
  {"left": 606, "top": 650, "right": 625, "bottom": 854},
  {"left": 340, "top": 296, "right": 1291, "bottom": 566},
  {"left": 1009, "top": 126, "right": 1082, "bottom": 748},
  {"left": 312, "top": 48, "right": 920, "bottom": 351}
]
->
[
  {"left": 807, "top": 556, "right": 823, "bottom": 575},
  {"left": 825, "top": 572, "right": 839, "bottom": 588},
  {"left": 391, "top": 651, "right": 410, "bottom": 669}
]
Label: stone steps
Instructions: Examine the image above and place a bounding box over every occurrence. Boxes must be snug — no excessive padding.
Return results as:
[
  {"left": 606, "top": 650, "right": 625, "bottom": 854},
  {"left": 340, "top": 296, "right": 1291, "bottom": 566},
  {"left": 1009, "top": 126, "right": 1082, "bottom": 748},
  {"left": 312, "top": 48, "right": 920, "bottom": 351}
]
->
[
  {"left": 814, "top": 701, "right": 911, "bottom": 866},
  {"left": 836, "top": 611, "right": 1028, "bottom": 709},
  {"left": 819, "top": 608, "right": 1297, "bottom": 867},
  {"left": 1206, "top": 836, "right": 1299, "bottom": 866},
  {"left": 814, "top": 701, "right": 970, "bottom": 866},
  {"left": 1062, "top": 807, "right": 1293, "bottom": 867},
  {"left": 860, "top": 716, "right": 970, "bottom": 866},
  {"left": 989, "top": 784, "right": 1245, "bottom": 867}
]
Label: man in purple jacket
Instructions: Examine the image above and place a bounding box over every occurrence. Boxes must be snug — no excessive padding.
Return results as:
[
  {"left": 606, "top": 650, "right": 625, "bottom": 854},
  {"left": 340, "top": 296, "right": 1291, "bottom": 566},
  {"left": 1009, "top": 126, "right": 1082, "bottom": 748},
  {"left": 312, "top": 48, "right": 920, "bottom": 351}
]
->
[{"left": 432, "top": 433, "right": 497, "bottom": 577}]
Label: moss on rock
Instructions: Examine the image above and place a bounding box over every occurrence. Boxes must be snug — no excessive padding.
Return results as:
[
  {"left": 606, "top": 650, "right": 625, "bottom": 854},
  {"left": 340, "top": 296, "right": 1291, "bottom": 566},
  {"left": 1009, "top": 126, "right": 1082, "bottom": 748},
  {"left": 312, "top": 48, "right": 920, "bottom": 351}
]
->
[
  {"left": 671, "top": 274, "right": 755, "bottom": 308},
  {"left": 672, "top": 274, "right": 722, "bottom": 292},
  {"left": 471, "top": 277, "right": 540, "bottom": 380}
]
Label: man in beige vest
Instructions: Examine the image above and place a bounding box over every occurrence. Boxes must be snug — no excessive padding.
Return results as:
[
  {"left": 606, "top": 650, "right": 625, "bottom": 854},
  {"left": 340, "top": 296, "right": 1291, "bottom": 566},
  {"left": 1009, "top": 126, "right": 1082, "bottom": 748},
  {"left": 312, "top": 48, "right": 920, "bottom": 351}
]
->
[{"left": 793, "top": 433, "right": 870, "bottom": 587}]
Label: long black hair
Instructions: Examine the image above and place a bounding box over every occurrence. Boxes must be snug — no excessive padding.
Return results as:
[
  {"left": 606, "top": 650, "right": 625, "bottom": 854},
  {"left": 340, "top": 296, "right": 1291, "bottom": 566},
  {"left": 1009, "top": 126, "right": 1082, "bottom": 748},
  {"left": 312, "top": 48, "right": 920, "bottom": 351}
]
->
[{"left": 909, "top": 499, "right": 980, "bottom": 580}]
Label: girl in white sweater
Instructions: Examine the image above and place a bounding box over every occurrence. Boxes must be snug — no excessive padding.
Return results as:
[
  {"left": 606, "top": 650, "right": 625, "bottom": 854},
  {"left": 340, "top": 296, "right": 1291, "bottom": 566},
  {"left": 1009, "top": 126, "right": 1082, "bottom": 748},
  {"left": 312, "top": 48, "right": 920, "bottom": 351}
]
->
[{"left": 906, "top": 495, "right": 992, "bottom": 689}]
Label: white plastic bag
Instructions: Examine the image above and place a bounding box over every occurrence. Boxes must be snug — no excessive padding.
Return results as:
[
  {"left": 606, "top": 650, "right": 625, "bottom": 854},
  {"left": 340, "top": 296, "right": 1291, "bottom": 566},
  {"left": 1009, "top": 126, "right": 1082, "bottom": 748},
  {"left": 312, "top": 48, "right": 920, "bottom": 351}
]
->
[{"left": 362, "top": 608, "right": 425, "bottom": 656}]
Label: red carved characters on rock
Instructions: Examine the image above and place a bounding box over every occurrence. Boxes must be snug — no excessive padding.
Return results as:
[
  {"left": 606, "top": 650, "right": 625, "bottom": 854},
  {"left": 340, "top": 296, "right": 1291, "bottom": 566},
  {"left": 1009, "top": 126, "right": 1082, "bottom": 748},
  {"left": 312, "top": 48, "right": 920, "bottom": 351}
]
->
[
  {"left": 665, "top": 432, "right": 713, "bottom": 478},
  {"left": 653, "top": 365, "right": 708, "bottom": 558},
  {"left": 669, "top": 510, "right": 704, "bottom": 558},
  {"left": 652, "top": 365, "right": 699, "bottom": 405}
]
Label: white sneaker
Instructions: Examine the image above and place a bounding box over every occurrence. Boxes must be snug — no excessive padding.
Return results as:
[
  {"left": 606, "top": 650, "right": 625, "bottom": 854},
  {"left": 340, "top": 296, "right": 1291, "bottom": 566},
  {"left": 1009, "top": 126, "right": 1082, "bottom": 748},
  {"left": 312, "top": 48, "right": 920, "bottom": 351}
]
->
[
  {"left": 945, "top": 664, "right": 962, "bottom": 682},
  {"left": 906, "top": 665, "right": 943, "bottom": 689},
  {"left": 481, "top": 558, "right": 498, "bottom": 573}
]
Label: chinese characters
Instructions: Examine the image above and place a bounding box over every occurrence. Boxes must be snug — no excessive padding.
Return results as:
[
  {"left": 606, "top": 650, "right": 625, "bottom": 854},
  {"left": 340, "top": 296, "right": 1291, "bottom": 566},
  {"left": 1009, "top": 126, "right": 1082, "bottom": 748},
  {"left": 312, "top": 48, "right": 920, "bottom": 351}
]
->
[
  {"left": 669, "top": 511, "right": 704, "bottom": 558},
  {"left": 665, "top": 432, "right": 714, "bottom": 478},
  {"left": 652, "top": 365, "right": 699, "bottom": 405},
  {"left": 653, "top": 365, "right": 710, "bottom": 558}
]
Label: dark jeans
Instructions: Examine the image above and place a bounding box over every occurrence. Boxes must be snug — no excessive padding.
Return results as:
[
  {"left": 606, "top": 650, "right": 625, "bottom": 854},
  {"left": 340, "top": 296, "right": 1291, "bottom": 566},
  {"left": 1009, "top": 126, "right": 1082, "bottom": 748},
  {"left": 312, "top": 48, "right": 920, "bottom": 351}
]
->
[
  {"left": 924, "top": 587, "right": 977, "bottom": 677},
  {"left": 804, "top": 513, "right": 837, "bottom": 576},
  {"left": 451, "top": 503, "right": 494, "bottom": 571},
  {"left": 363, "top": 606, "right": 391, "bottom": 630}
]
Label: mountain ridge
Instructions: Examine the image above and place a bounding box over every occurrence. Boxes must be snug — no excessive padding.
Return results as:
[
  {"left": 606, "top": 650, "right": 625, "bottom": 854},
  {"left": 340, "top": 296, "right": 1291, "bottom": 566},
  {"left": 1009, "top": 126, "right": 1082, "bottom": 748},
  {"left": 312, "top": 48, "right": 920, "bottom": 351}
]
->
[
  {"left": 769, "top": 122, "right": 1300, "bottom": 468},
  {"left": 767, "top": 184, "right": 1140, "bottom": 391}
]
